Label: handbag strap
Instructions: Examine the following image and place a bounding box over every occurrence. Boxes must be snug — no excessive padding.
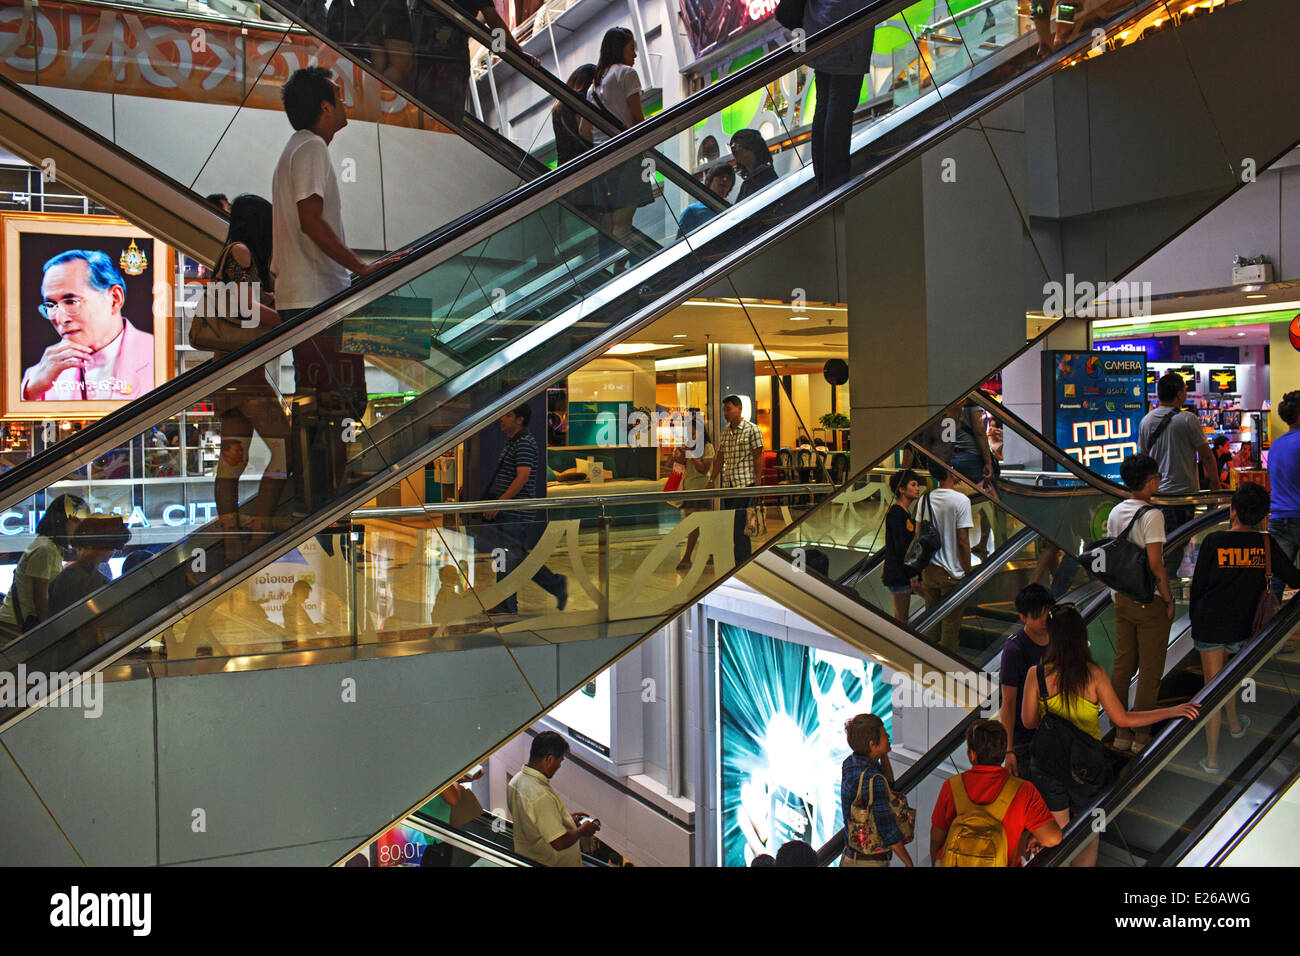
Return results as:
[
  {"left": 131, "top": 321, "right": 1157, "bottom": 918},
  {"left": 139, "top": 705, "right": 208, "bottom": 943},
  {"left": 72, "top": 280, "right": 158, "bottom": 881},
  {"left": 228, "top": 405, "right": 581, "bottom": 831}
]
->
[
  {"left": 1142, "top": 407, "right": 1178, "bottom": 455},
  {"left": 1263, "top": 532, "right": 1273, "bottom": 578},
  {"left": 854, "top": 768, "right": 867, "bottom": 804}
]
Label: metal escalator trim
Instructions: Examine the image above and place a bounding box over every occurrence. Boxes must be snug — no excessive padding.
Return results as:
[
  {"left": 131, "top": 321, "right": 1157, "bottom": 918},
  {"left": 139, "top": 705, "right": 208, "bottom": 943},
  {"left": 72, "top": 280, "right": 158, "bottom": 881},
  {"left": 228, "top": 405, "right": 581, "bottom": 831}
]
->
[
  {"left": 402, "top": 812, "right": 530, "bottom": 867},
  {"left": 400, "top": 0, "right": 725, "bottom": 213},
  {"left": 0, "top": 0, "right": 1142, "bottom": 515},
  {"left": 1032, "top": 591, "right": 1300, "bottom": 867},
  {"left": 813, "top": 509, "right": 1225, "bottom": 865},
  {"left": 0, "top": 0, "right": 1202, "bottom": 710},
  {"left": 1178, "top": 736, "right": 1300, "bottom": 867},
  {"left": 0, "top": 75, "right": 226, "bottom": 263},
  {"left": 967, "top": 390, "right": 1234, "bottom": 510},
  {"left": 909, "top": 526, "right": 1039, "bottom": 632},
  {"left": 741, "top": 549, "right": 981, "bottom": 696}
]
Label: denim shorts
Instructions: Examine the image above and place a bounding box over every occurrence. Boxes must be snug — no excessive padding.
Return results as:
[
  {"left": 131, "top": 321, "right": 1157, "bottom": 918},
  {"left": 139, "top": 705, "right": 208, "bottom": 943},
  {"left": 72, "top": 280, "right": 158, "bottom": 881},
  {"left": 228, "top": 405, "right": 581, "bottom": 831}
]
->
[
  {"left": 1193, "top": 638, "right": 1245, "bottom": 654},
  {"left": 887, "top": 583, "right": 913, "bottom": 595}
]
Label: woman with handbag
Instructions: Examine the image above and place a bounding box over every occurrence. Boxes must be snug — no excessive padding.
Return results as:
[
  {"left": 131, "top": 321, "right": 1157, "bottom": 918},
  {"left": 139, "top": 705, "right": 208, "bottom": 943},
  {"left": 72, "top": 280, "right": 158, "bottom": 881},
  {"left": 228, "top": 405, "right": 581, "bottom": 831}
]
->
[
  {"left": 675, "top": 423, "right": 714, "bottom": 572},
  {"left": 1022, "top": 605, "right": 1199, "bottom": 866},
  {"left": 840, "top": 713, "right": 914, "bottom": 867},
  {"left": 579, "top": 28, "right": 655, "bottom": 264},
  {"left": 200, "top": 195, "right": 291, "bottom": 561},
  {"left": 883, "top": 468, "right": 923, "bottom": 621},
  {"left": 1190, "top": 482, "right": 1300, "bottom": 774},
  {"left": 0, "top": 493, "right": 86, "bottom": 641}
]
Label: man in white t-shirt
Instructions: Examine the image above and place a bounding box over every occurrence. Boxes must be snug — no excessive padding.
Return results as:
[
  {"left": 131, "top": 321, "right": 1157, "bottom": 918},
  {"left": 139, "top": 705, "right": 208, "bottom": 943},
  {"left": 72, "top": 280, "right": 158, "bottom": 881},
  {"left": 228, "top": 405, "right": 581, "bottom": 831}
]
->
[
  {"left": 918, "top": 461, "right": 974, "bottom": 653},
  {"left": 272, "top": 67, "right": 402, "bottom": 501},
  {"left": 1105, "top": 452, "right": 1174, "bottom": 753}
]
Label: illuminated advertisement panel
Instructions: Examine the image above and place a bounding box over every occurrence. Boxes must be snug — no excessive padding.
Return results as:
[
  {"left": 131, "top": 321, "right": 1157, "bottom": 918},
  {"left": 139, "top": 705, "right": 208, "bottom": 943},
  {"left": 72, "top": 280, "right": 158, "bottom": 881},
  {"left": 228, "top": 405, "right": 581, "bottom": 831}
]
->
[
  {"left": 718, "top": 623, "right": 891, "bottom": 866},
  {"left": 1042, "top": 350, "right": 1147, "bottom": 484}
]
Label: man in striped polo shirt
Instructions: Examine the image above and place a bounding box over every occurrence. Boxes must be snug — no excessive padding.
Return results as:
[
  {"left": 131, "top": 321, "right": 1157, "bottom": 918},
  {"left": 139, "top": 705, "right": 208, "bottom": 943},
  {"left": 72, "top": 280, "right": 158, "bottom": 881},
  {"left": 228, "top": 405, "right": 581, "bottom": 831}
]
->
[{"left": 482, "top": 404, "right": 567, "bottom": 616}]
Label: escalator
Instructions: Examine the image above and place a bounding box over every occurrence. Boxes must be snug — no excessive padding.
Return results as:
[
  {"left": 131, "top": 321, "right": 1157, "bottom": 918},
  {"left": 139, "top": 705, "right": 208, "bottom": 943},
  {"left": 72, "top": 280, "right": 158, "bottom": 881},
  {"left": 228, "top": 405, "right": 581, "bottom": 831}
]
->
[
  {"left": 0, "top": 0, "right": 1291, "bottom": 865},
  {"left": 746, "top": 389, "right": 1232, "bottom": 675},
  {"left": 1034, "top": 591, "right": 1300, "bottom": 867},
  {"left": 807, "top": 505, "right": 1247, "bottom": 866}
]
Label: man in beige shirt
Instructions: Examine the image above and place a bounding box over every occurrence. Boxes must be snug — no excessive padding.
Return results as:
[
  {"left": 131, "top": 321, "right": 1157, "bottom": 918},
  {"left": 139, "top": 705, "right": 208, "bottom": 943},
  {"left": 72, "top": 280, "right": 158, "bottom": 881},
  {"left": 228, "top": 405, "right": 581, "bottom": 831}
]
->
[{"left": 506, "top": 731, "right": 599, "bottom": 866}]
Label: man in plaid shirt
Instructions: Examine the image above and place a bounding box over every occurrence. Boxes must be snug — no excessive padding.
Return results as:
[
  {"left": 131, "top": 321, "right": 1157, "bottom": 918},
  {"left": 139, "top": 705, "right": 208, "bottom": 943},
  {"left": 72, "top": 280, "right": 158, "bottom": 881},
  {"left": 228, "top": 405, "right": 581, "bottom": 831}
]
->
[{"left": 709, "top": 394, "right": 765, "bottom": 563}]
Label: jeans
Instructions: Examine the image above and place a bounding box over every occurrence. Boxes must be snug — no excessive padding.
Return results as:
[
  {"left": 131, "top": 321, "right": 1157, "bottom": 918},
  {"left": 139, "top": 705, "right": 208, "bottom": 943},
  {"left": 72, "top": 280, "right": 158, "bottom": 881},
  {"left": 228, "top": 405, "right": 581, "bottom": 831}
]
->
[
  {"left": 483, "top": 519, "right": 566, "bottom": 614},
  {"left": 1271, "top": 517, "right": 1300, "bottom": 599},
  {"left": 732, "top": 498, "right": 753, "bottom": 565},
  {"left": 811, "top": 71, "right": 865, "bottom": 193}
]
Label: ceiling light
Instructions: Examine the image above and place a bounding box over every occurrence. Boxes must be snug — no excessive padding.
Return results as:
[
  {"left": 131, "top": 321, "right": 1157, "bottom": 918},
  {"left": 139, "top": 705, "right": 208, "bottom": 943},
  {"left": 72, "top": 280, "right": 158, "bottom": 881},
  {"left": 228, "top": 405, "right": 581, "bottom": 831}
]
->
[
  {"left": 1236, "top": 332, "right": 1247, "bottom": 337},
  {"left": 1185, "top": 331, "right": 1196, "bottom": 336},
  {"left": 789, "top": 316, "right": 810, "bottom": 321},
  {"left": 1246, "top": 294, "right": 1267, "bottom": 299},
  {"left": 672, "top": 333, "right": 688, "bottom": 338}
]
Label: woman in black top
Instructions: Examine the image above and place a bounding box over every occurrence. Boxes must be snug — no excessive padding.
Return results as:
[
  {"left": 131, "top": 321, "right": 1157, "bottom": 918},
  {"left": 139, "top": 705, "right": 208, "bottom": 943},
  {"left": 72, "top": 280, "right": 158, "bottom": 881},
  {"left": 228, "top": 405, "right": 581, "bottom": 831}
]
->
[
  {"left": 552, "top": 64, "right": 596, "bottom": 167},
  {"left": 730, "top": 129, "right": 779, "bottom": 200},
  {"left": 883, "top": 469, "right": 923, "bottom": 622},
  {"left": 1191, "top": 482, "right": 1300, "bottom": 773}
]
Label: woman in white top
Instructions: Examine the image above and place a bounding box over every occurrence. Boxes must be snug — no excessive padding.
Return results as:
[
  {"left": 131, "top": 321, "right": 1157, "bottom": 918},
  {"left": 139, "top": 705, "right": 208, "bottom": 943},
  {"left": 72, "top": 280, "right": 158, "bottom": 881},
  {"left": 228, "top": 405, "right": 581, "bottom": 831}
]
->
[
  {"left": 579, "top": 28, "right": 653, "bottom": 256},
  {"left": 0, "top": 493, "right": 85, "bottom": 638}
]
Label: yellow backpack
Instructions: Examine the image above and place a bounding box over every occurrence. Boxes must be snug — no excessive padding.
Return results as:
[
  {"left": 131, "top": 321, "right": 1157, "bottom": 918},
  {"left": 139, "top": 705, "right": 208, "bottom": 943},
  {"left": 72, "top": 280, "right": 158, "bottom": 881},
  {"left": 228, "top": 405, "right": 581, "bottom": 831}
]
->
[{"left": 939, "top": 774, "right": 1021, "bottom": 867}]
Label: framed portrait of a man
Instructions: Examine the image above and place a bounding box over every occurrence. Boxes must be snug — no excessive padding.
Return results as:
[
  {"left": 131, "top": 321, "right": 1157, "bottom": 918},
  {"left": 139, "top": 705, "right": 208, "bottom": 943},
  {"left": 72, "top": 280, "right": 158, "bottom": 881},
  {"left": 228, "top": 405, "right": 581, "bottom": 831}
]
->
[{"left": 2, "top": 213, "right": 173, "bottom": 418}]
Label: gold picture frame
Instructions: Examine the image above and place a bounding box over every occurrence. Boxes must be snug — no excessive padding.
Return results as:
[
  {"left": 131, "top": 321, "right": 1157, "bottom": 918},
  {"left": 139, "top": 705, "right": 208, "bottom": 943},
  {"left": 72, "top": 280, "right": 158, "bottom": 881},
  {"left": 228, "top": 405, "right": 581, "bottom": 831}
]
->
[{"left": 2, "top": 212, "right": 173, "bottom": 419}]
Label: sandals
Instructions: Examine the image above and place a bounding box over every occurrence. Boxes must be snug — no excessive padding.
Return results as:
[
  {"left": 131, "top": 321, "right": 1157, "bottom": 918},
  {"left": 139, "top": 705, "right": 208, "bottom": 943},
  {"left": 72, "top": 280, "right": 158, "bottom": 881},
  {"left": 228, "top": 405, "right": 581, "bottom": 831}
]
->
[{"left": 1229, "top": 715, "right": 1251, "bottom": 739}]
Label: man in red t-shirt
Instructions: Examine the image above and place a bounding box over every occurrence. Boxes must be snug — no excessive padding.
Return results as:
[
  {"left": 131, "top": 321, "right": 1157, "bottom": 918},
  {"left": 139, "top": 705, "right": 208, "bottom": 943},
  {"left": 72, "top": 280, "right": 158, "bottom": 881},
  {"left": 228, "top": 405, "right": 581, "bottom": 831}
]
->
[{"left": 930, "top": 720, "right": 1062, "bottom": 866}]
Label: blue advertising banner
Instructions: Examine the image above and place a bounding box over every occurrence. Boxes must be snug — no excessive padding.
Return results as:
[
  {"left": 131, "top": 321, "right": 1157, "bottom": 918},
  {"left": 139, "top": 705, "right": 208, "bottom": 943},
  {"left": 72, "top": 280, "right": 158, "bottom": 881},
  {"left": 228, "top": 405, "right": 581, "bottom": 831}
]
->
[
  {"left": 1042, "top": 351, "right": 1148, "bottom": 483},
  {"left": 718, "top": 623, "right": 891, "bottom": 866}
]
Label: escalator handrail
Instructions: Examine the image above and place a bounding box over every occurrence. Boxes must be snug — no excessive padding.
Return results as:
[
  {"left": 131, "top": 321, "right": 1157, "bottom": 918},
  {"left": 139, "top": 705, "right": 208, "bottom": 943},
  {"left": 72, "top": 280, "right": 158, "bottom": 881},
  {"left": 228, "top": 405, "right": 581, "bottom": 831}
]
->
[
  {"left": 967, "top": 390, "right": 1234, "bottom": 510},
  {"left": 403, "top": 811, "right": 531, "bottom": 867},
  {"left": 0, "top": 0, "right": 988, "bottom": 515},
  {"left": 909, "top": 526, "right": 1039, "bottom": 631},
  {"left": 351, "top": 482, "right": 835, "bottom": 517},
  {"left": 814, "top": 506, "right": 1230, "bottom": 866},
  {"left": 1031, "top": 588, "right": 1300, "bottom": 866},
  {"left": 0, "top": 0, "right": 1148, "bottom": 516}
]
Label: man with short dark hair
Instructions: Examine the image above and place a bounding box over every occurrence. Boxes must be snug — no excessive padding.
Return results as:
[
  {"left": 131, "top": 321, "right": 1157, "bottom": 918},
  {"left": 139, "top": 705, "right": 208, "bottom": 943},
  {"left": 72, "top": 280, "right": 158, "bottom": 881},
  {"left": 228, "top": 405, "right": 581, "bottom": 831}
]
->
[
  {"left": 930, "top": 719, "right": 1060, "bottom": 867},
  {"left": 272, "top": 67, "right": 403, "bottom": 508},
  {"left": 998, "top": 583, "right": 1053, "bottom": 779},
  {"left": 1108, "top": 452, "right": 1174, "bottom": 754},
  {"left": 506, "top": 730, "right": 599, "bottom": 866},
  {"left": 1140, "top": 372, "right": 1220, "bottom": 579},
  {"left": 709, "top": 394, "right": 764, "bottom": 564},
  {"left": 481, "top": 405, "right": 567, "bottom": 615},
  {"left": 677, "top": 163, "right": 735, "bottom": 236}
]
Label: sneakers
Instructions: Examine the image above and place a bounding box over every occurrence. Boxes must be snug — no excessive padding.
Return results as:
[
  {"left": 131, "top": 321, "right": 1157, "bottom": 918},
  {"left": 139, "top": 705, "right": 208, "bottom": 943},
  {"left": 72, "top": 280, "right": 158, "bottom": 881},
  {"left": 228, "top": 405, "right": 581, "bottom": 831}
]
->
[
  {"left": 1229, "top": 714, "right": 1252, "bottom": 739},
  {"left": 1131, "top": 737, "right": 1149, "bottom": 755},
  {"left": 1198, "top": 757, "right": 1222, "bottom": 776},
  {"left": 1111, "top": 735, "right": 1132, "bottom": 753}
]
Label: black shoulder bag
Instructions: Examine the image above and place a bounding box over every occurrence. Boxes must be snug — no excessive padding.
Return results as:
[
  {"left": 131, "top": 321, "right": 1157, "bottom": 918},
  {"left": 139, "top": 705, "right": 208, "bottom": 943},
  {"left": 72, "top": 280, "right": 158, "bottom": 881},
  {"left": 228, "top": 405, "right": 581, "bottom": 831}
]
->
[
  {"left": 903, "top": 493, "right": 943, "bottom": 575},
  {"left": 1030, "top": 665, "right": 1110, "bottom": 788},
  {"left": 1081, "top": 505, "right": 1157, "bottom": 602},
  {"left": 775, "top": 0, "right": 806, "bottom": 30}
]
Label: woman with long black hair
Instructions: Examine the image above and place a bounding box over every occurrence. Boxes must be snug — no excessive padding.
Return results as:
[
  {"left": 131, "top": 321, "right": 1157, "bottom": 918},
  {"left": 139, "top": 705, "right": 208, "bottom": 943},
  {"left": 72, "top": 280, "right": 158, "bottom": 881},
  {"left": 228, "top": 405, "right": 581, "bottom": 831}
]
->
[
  {"left": 580, "top": 28, "right": 654, "bottom": 258},
  {"left": 552, "top": 63, "right": 596, "bottom": 167},
  {"left": 0, "top": 493, "right": 86, "bottom": 637},
  {"left": 210, "top": 194, "right": 290, "bottom": 560},
  {"left": 1022, "top": 604, "right": 1198, "bottom": 866}
]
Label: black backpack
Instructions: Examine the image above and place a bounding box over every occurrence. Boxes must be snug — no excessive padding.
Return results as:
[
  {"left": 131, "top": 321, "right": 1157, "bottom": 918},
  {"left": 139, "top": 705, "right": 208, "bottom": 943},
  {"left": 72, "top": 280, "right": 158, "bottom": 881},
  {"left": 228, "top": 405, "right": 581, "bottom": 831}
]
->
[
  {"left": 1030, "top": 665, "right": 1110, "bottom": 790},
  {"left": 904, "top": 494, "right": 943, "bottom": 575},
  {"left": 1081, "top": 505, "right": 1157, "bottom": 602}
]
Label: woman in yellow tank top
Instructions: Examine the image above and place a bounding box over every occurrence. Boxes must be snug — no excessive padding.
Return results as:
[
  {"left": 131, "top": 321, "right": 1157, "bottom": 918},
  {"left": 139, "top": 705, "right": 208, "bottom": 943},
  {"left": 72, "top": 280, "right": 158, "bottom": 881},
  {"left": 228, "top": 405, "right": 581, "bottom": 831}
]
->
[{"left": 1021, "top": 605, "right": 1199, "bottom": 867}]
